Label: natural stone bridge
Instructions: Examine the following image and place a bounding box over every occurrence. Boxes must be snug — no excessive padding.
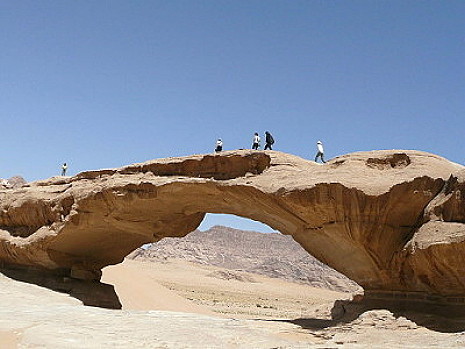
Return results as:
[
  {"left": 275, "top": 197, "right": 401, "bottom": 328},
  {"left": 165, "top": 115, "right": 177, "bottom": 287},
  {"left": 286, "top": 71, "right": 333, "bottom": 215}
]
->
[{"left": 1, "top": 150, "right": 465, "bottom": 307}]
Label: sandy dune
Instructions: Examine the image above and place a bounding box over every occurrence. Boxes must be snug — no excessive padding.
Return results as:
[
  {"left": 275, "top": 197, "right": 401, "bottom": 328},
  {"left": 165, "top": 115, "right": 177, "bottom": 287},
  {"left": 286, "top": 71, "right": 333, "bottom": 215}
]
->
[{"left": 102, "top": 260, "right": 216, "bottom": 315}]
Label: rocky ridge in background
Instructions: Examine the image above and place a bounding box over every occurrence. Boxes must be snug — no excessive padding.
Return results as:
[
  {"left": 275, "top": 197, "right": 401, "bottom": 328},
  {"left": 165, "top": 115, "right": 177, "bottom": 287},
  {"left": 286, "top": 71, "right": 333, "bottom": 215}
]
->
[
  {"left": 129, "top": 225, "right": 361, "bottom": 293},
  {"left": 0, "top": 176, "right": 26, "bottom": 188}
]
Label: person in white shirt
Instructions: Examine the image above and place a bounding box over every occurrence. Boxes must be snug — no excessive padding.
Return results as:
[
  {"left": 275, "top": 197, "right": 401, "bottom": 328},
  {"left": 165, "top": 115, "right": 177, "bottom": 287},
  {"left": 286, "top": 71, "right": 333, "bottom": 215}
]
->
[
  {"left": 314, "top": 141, "right": 326, "bottom": 163},
  {"left": 252, "top": 132, "right": 260, "bottom": 150},
  {"left": 61, "top": 163, "right": 68, "bottom": 176},
  {"left": 215, "top": 139, "right": 223, "bottom": 152}
]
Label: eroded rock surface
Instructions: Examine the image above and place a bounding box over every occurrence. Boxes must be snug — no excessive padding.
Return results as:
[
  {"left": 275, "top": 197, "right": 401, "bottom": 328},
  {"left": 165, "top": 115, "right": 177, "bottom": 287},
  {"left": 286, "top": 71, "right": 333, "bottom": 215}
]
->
[{"left": 0, "top": 150, "right": 464, "bottom": 301}]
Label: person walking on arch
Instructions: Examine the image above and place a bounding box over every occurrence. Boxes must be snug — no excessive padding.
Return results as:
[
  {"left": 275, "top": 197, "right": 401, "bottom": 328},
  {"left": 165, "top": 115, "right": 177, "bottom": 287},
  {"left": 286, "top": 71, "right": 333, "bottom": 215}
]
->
[
  {"left": 61, "top": 163, "right": 68, "bottom": 176},
  {"left": 252, "top": 132, "right": 260, "bottom": 150},
  {"left": 264, "top": 131, "right": 274, "bottom": 150},
  {"left": 314, "top": 141, "right": 326, "bottom": 163},
  {"left": 215, "top": 138, "right": 223, "bottom": 152}
]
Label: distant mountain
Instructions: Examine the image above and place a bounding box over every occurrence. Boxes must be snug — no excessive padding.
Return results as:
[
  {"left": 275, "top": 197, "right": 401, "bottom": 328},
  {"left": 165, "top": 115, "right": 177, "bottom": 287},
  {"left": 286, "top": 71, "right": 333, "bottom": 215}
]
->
[{"left": 129, "top": 225, "right": 360, "bottom": 293}]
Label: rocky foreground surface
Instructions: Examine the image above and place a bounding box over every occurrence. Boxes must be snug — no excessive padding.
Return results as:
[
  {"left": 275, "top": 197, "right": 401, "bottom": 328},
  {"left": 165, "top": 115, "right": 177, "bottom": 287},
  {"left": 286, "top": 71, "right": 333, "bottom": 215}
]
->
[
  {"left": 0, "top": 149, "right": 465, "bottom": 308},
  {"left": 2, "top": 259, "right": 465, "bottom": 348},
  {"left": 130, "top": 225, "right": 360, "bottom": 292}
]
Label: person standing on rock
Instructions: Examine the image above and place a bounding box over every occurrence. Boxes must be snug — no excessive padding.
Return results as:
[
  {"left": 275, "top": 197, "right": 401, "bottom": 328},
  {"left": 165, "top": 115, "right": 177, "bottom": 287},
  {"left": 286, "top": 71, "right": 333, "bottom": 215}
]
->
[
  {"left": 61, "top": 163, "right": 68, "bottom": 176},
  {"left": 215, "top": 139, "right": 223, "bottom": 152},
  {"left": 264, "top": 131, "right": 274, "bottom": 150},
  {"left": 314, "top": 141, "right": 326, "bottom": 163},
  {"left": 252, "top": 132, "right": 260, "bottom": 150}
]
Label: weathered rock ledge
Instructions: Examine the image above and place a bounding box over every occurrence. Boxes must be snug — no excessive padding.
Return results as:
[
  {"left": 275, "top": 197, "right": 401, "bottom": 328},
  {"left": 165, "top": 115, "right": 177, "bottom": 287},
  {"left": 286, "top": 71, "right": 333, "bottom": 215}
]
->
[{"left": 0, "top": 150, "right": 464, "bottom": 300}]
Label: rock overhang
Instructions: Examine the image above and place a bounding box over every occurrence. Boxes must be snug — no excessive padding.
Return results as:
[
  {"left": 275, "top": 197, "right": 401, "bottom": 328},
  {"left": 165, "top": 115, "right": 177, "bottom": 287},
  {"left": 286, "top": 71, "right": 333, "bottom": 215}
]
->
[{"left": 0, "top": 149, "right": 464, "bottom": 300}]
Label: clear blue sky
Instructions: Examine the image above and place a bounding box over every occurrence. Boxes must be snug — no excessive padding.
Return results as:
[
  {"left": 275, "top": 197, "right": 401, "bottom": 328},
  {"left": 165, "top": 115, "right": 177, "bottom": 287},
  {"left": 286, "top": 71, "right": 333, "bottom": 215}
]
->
[{"left": 1, "top": 1, "right": 463, "bottom": 232}]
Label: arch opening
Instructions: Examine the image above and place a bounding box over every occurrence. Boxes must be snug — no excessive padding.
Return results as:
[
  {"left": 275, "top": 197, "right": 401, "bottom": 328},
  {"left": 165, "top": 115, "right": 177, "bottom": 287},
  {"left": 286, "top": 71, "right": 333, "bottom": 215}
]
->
[
  {"left": 124, "top": 214, "right": 361, "bottom": 319},
  {"left": 199, "top": 213, "right": 279, "bottom": 234}
]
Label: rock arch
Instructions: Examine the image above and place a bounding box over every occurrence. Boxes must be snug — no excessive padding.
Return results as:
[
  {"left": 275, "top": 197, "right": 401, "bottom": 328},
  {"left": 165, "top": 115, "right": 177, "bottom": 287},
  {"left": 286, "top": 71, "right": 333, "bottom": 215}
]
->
[{"left": 1, "top": 150, "right": 465, "bottom": 304}]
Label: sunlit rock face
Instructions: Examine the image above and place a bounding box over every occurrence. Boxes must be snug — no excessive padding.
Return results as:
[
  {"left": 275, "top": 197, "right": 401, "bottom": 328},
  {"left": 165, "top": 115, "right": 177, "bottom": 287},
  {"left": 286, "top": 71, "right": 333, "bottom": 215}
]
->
[{"left": 0, "top": 149, "right": 464, "bottom": 298}]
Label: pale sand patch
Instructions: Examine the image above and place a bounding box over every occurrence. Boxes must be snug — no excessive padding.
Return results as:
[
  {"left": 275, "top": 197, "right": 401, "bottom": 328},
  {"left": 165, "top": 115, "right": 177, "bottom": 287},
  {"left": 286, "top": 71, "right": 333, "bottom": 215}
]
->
[
  {"left": 0, "top": 330, "right": 21, "bottom": 348},
  {"left": 102, "top": 260, "right": 216, "bottom": 316}
]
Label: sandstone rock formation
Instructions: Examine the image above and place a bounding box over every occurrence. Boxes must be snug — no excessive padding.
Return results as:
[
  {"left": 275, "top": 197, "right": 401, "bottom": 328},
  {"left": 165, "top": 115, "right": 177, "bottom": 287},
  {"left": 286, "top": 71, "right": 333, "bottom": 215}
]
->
[
  {"left": 0, "top": 176, "right": 26, "bottom": 189},
  {"left": 0, "top": 150, "right": 464, "bottom": 304}
]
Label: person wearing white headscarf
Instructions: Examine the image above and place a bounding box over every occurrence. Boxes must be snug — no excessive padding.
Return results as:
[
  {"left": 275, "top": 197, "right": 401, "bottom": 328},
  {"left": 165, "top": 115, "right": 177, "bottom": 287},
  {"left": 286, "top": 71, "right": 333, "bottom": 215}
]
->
[{"left": 314, "top": 141, "right": 326, "bottom": 163}]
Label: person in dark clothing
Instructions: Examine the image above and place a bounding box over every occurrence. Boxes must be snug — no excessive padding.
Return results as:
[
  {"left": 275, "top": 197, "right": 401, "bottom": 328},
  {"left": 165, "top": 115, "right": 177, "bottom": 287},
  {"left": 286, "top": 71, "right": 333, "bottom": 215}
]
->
[
  {"left": 252, "top": 132, "right": 260, "bottom": 150},
  {"left": 215, "top": 138, "right": 223, "bottom": 152},
  {"left": 264, "top": 131, "right": 274, "bottom": 150}
]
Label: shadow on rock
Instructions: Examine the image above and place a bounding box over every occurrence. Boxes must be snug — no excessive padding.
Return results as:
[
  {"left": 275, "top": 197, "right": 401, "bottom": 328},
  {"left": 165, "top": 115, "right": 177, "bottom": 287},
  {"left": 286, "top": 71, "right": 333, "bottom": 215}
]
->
[
  {"left": 268, "top": 299, "right": 360, "bottom": 331},
  {"left": 0, "top": 265, "right": 122, "bottom": 309},
  {"left": 345, "top": 298, "right": 465, "bottom": 333},
  {"left": 281, "top": 296, "right": 465, "bottom": 333}
]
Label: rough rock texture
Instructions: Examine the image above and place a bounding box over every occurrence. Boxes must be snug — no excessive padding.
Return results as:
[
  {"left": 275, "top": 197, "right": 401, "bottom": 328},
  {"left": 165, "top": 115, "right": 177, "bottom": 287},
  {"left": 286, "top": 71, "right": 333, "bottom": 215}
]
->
[
  {"left": 0, "top": 150, "right": 464, "bottom": 301},
  {"left": 7, "top": 176, "right": 27, "bottom": 188},
  {"left": 0, "top": 176, "right": 26, "bottom": 189}
]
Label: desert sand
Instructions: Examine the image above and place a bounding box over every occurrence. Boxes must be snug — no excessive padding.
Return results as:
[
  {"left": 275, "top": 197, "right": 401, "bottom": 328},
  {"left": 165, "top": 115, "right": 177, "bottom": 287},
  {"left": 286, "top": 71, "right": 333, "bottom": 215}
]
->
[
  {"left": 102, "top": 259, "right": 346, "bottom": 320},
  {"left": 102, "top": 259, "right": 217, "bottom": 316},
  {"left": 1, "top": 258, "right": 465, "bottom": 348}
]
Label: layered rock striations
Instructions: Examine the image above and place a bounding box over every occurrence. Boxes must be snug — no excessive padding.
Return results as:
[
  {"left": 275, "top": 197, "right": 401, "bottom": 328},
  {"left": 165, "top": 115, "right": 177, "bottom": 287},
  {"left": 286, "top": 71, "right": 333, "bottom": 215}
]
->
[{"left": 0, "top": 150, "right": 464, "bottom": 300}]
